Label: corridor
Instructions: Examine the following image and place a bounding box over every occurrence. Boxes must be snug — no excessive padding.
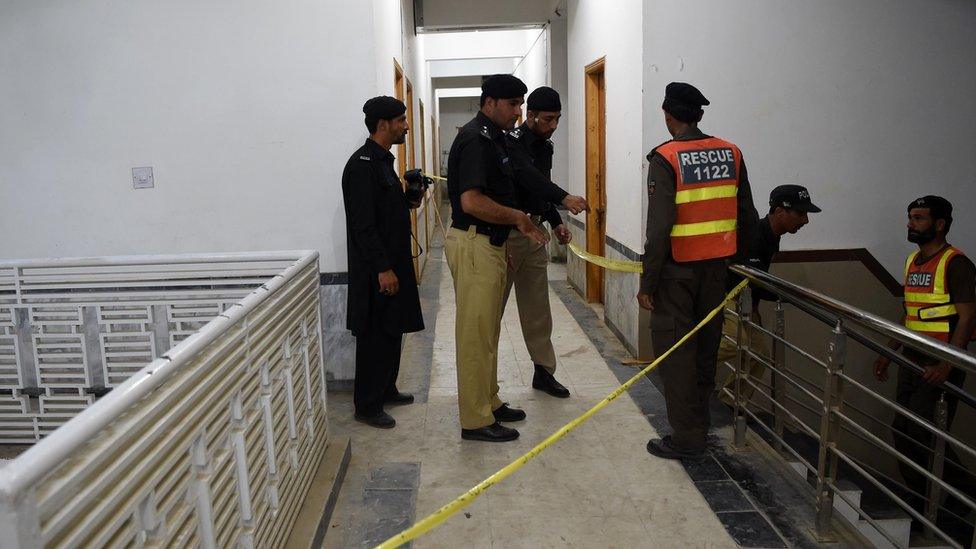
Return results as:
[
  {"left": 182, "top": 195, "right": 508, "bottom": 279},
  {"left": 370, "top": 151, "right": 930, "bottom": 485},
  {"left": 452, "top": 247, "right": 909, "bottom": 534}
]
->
[{"left": 322, "top": 235, "right": 797, "bottom": 548}]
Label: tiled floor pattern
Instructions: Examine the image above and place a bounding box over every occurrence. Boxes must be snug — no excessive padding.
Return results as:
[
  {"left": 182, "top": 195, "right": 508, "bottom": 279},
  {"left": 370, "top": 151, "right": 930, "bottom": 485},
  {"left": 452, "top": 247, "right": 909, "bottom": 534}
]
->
[
  {"left": 324, "top": 243, "right": 745, "bottom": 548},
  {"left": 548, "top": 282, "right": 791, "bottom": 548}
]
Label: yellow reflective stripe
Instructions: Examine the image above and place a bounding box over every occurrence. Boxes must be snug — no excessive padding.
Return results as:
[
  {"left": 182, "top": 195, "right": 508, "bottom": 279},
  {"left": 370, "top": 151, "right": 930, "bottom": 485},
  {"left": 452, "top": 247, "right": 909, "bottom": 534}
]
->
[
  {"left": 919, "top": 304, "right": 958, "bottom": 320},
  {"left": 904, "top": 251, "right": 918, "bottom": 278},
  {"left": 674, "top": 184, "right": 737, "bottom": 205},
  {"left": 670, "top": 219, "right": 737, "bottom": 237},
  {"left": 904, "top": 292, "right": 951, "bottom": 304},
  {"left": 933, "top": 249, "right": 957, "bottom": 295},
  {"left": 905, "top": 306, "right": 920, "bottom": 317},
  {"left": 905, "top": 320, "right": 950, "bottom": 333}
]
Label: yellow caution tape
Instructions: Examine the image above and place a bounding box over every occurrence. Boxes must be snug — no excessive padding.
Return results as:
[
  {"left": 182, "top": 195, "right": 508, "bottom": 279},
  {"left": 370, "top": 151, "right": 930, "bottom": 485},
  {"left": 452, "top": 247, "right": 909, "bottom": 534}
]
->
[
  {"left": 428, "top": 174, "right": 640, "bottom": 275},
  {"left": 376, "top": 279, "right": 749, "bottom": 549},
  {"left": 568, "top": 242, "right": 643, "bottom": 273}
]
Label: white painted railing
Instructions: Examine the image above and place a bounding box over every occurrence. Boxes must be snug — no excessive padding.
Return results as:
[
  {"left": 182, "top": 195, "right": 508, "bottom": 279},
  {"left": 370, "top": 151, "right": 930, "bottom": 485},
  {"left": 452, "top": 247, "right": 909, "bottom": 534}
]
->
[{"left": 0, "top": 251, "right": 329, "bottom": 547}]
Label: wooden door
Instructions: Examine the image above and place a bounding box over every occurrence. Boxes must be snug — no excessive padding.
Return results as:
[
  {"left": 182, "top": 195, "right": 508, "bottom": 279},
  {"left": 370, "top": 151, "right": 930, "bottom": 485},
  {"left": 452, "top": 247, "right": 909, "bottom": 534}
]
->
[
  {"left": 394, "top": 61, "right": 406, "bottom": 178},
  {"left": 405, "top": 79, "right": 420, "bottom": 278},
  {"left": 584, "top": 57, "right": 607, "bottom": 303}
]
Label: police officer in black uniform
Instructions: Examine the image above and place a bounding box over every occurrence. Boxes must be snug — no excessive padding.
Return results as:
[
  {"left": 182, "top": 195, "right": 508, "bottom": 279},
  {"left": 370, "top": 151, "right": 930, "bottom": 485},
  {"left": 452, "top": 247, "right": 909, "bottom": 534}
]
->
[
  {"left": 445, "top": 74, "right": 549, "bottom": 442},
  {"left": 341, "top": 96, "right": 424, "bottom": 429},
  {"left": 505, "top": 86, "right": 587, "bottom": 397}
]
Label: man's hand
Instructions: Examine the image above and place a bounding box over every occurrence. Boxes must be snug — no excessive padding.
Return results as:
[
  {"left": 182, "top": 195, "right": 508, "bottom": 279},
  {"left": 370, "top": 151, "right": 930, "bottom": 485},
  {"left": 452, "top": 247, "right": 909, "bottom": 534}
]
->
[
  {"left": 873, "top": 356, "right": 891, "bottom": 382},
  {"left": 553, "top": 224, "right": 572, "bottom": 245},
  {"left": 637, "top": 292, "right": 653, "bottom": 311},
  {"left": 378, "top": 269, "right": 399, "bottom": 296},
  {"left": 923, "top": 362, "right": 952, "bottom": 386},
  {"left": 561, "top": 195, "right": 589, "bottom": 215},
  {"left": 515, "top": 213, "right": 549, "bottom": 246}
]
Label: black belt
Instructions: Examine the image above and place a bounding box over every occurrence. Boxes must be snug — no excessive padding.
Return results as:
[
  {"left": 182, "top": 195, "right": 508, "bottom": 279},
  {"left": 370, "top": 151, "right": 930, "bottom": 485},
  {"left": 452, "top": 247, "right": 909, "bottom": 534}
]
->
[{"left": 451, "top": 221, "right": 511, "bottom": 246}]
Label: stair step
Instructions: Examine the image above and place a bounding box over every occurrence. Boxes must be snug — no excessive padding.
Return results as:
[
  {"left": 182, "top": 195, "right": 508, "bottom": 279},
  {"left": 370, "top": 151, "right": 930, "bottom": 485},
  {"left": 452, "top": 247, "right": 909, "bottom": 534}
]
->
[
  {"left": 785, "top": 461, "right": 914, "bottom": 548},
  {"left": 855, "top": 516, "right": 912, "bottom": 549},
  {"left": 832, "top": 479, "right": 864, "bottom": 525}
]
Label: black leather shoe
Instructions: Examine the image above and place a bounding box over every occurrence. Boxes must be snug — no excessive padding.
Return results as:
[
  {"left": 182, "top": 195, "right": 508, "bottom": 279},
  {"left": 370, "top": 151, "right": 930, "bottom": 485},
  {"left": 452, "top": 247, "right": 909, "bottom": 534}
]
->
[
  {"left": 385, "top": 392, "right": 415, "bottom": 406},
  {"left": 461, "top": 422, "right": 520, "bottom": 442},
  {"left": 492, "top": 403, "right": 526, "bottom": 422},
  {"left": 646, "top": 435, "right": 704, "bottom": 461},
  {"left": 354, "top": 411, "right": 396, "bottom": 429},
  {"left": 532, "top": 365, "right": 570, "bottom": 398}
]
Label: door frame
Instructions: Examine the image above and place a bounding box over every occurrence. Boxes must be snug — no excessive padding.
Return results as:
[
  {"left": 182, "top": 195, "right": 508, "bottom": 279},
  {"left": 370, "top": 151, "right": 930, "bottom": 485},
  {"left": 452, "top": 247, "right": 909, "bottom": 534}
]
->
[{"left": 584, "top": 57, "right": 607, "bottom": 303}]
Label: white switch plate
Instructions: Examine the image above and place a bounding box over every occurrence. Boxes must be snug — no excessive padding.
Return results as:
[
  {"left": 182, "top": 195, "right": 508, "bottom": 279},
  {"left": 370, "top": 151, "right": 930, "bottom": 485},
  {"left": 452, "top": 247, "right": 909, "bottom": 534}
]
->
[{"left": 132, "top": 166, "right": 154, "bottom": 189}]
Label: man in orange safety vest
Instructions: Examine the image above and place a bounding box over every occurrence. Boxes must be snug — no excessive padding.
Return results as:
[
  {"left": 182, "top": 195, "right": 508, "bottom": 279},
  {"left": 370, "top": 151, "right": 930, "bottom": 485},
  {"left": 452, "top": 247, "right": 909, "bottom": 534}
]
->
[
  {"left": 638, "top": 82, "right": 758, "bottom": 460},
  {"left": 874, "top": 196, "right": 975, "bottom": 535}
]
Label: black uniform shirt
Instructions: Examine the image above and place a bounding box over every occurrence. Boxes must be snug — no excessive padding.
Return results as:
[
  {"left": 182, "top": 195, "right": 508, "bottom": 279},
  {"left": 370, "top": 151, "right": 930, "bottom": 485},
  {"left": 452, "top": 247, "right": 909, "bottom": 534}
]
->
[
  {"left": 341, "top": 138, "right": 423, "bottom": 337},
  {"left": 447, "top": 112, "right": 518, "bottom": 232},
  {"left": 728, "top": 216, "right": 781, "bottom": 304},
  {"left": 506, "top": 123, "right": 567, "bottom": 228},
  {"left": 640, "top": 127, "right": 759, "bottom": 296}
]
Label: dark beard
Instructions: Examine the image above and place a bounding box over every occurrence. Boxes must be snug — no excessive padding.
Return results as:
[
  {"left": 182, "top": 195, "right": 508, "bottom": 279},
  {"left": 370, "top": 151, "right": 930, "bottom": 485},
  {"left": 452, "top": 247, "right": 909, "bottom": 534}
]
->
[{"left": 907, "top": 228, "right": 936, "bottom": 244}]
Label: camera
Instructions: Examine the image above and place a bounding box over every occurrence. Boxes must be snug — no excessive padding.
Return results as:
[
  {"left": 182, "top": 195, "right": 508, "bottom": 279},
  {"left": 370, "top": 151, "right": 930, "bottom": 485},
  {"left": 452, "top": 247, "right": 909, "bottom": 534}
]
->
[{"left": 403, "top": 168, "right": 432, "bottom": 203}]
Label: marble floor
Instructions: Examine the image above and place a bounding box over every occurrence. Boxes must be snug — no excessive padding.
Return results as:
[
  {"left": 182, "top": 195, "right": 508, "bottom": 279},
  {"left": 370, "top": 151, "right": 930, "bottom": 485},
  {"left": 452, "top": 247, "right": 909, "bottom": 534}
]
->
[{"left": 321, "top": 241, "right": 749, "bottom": 548}]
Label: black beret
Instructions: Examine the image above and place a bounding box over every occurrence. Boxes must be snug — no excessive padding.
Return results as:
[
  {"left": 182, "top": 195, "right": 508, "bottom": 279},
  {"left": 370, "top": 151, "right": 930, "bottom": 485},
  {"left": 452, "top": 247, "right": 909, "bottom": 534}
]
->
[
  {"left": 481, "top": 74, "right": 528, "bottom": 100},
  {"left": 527, "top": 86, "right": 561, "bottom": 112},
  {"left": 363, "top": 96, "right": 406, "bottom": 121},
  {"left": 662, "top": 82, "right": 709, "bottom": 123}
]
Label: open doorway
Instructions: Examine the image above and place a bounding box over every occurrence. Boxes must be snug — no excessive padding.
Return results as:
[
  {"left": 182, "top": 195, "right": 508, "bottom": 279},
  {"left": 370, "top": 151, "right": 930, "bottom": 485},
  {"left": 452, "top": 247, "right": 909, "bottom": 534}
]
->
[{"left": 584, "top": 57, "right": 607, "bottom": 303}]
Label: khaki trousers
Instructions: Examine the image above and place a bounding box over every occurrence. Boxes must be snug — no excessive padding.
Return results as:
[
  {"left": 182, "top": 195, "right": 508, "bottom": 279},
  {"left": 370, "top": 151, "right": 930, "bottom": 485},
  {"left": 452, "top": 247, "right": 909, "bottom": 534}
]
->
[
  {"left": 717, "top": 314, "right": 769, "bottom": 406},
  {"left": 502, "top": 223, "right": 557, "bottom": 373},
  {"left": 445, "top": 227, "right": 506, "bottom": 429}
]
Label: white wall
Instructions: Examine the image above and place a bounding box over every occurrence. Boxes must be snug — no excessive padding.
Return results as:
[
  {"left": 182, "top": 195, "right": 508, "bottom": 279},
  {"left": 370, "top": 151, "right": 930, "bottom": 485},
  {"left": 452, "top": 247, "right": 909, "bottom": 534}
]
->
[
  {"left": 424, "top": 28, "right": 541, "bottom": 60},
  {"left": 566, "top": 0, "right": 645, "bottom": 251},
  {"left": 642, "top": 0, "right": 976, "bottom": 276},
  {"left": 513, "top": 28, "right": 550, "bottom": 103},
  {"left": 437, "top": 96, "right": 480, "bottom": 167},
  {"left": 548, "top": 16, "right": 570, "bottom": 190},
  {"left": 419, "top": 0, "right": 559, "bottom": 31},
  {"left": 0, "top": 1, "right": 376, "bottom": 270}
]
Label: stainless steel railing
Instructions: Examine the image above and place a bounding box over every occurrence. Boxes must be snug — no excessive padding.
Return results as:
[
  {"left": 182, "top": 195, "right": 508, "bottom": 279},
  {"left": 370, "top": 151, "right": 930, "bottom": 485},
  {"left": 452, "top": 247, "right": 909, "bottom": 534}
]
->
[{"left": 725, "top": 264, "right": 976, "bottom": 549}]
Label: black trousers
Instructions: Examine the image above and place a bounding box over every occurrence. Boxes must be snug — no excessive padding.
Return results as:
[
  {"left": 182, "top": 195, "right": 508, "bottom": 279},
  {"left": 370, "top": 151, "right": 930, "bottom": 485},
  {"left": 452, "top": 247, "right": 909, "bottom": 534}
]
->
[
  {"left": 353, "top": 325, "right": 403, "bottom": 417},
  {"left": 892, "top": 365, "right": 976, "bottom": 531},
  {"left": 650, "top": 261, "right": 727, "bottom": 452}
]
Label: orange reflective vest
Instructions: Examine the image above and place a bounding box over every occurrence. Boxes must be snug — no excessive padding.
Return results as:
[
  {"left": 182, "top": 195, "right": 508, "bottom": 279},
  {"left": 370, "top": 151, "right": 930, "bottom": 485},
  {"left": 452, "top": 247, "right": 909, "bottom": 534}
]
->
[
  {"left": 655, "top": 137, "right": 742, "bottom": 262},
  {"left": 903, "top": 246, "right": 965, "bottom": 342}
]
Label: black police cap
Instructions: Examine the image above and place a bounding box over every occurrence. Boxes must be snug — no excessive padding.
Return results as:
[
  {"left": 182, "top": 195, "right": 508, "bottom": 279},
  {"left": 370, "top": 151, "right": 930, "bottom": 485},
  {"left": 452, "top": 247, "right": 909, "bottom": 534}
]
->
[
  {"left": 527, "top": 86, "right": 561, "bottom": 112},
  {"left": 908, "top": 195, "right": 952, "bottom": 219},
  {"left": 662, "top": 82, "right": 709, "bottom": 123},
  {"left": 482, "top": 74, "right": 528, "bottom": 100},
  {"left": 769, "top": 184, "right": 822, "bottom": 213},
  {"left": 363, "top": 96, "right": 406, "bottom": 121}
]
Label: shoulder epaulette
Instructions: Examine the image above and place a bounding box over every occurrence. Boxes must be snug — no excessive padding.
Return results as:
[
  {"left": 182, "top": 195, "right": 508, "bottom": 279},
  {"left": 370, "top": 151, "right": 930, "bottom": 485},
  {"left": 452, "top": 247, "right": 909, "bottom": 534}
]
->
[
  {"left": 508, "top": 128, "right": 523, "bottom": 139},
  {"left": 647, "top": 139, "right": 675, "bottom": 161},
  {"left": 479, "top": 125, "right": 491, "bottom": 139}
]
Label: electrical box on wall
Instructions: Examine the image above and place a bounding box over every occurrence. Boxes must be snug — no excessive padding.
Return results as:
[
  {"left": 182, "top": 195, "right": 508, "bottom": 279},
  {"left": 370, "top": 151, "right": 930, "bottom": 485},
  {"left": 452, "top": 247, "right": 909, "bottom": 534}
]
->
[{"left": 132, "top": 166, "right": 154, "bottom": 189}]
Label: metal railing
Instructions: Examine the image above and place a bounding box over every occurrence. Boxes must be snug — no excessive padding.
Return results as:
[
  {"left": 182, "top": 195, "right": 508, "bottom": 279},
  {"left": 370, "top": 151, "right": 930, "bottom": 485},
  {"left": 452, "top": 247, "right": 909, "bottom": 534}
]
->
[
  {"left": 726, "top": 264, "right": 976, "bottom": 549},
  {"left": 0, "top": 251, "right": 329, "bottom": 547}
]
